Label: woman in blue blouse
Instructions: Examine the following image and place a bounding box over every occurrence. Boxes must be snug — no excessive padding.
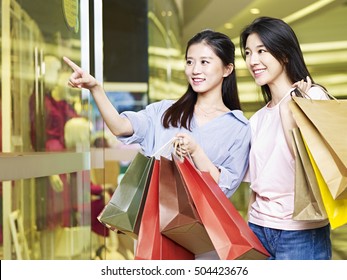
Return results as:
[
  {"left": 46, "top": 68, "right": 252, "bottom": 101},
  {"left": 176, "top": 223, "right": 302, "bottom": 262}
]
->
[{"left": 64, "top": 29, "right": 251, "bottom": 198}]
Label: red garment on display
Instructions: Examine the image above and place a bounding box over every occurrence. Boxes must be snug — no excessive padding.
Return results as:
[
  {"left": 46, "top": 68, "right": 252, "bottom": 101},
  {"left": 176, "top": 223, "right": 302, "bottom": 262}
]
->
[
  {"left": 29, "top": 92, "right": 79, "bottom": 230},
  {"left": 91, "top": 183, "right": 110, "bottom": 237},
  {"left": 29, "top": 92, "right": 78, "bottom": 151}
]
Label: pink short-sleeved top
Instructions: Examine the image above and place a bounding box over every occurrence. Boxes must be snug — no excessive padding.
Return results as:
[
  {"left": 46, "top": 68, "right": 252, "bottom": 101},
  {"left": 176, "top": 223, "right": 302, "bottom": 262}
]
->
[{"left": 247, "top": 86, "right": 329, "bottom": 230}]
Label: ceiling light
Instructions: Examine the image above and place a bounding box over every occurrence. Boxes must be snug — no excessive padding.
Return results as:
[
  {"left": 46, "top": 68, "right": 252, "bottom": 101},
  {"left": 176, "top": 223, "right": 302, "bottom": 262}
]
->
[
  {"left": 283, "top": 0, "right": 335, "bottom": 23},
  {"left": 250, "top": 8, "right": 260, "bottom": 15},
  {"left": 224, "top": 23, "right": 234, "bottom": 29}
]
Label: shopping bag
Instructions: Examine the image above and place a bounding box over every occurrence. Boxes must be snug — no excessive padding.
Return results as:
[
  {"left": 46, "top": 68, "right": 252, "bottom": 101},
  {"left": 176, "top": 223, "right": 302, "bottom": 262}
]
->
[
  {"left": 173, "top": 156, "right": 269, "bottom": 260},
  {"left": 97, "top": 152, "right": 154, "bottom": 238},
  {"left": 304, "top": 140, "right": 347, "bottom": 229},
  {"left": 291, "top": 96, "right": 347, "bottom": 172},
  {"left": 159, "top": 156, "right": 214, "bottom": 254},
  {"left": 291, "top": 127, "right": 327, "bottom": 221},
  {"left": 289, "top": 100, "right": 347, "bottom": 200},
  {"left": 135, "top": 160, "right": 195, "bottom": 260}
]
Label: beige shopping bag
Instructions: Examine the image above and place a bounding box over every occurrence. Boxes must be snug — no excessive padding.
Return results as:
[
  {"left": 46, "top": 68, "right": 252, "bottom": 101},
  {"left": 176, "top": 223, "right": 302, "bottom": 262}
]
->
[
  {"left": 292, "top": 96, "right": 347, "bottom": 174},
  {"left": 291, "top": 127, "right": 327, "bottom": 221},
  {"left": 289, "top": 99, "right": 347, "bottom": 200}
]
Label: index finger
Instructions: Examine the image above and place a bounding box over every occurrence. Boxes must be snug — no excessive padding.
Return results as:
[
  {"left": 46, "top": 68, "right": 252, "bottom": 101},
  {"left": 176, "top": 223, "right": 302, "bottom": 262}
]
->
[{"left": 63, "top": 56, "right": 82, "bottom": 72}]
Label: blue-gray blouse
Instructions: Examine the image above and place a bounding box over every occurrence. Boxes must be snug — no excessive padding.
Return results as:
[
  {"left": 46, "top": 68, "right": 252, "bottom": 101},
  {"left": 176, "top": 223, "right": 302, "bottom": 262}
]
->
[{"left": 118, "top": 100, "right": 250, "bottom": 198}]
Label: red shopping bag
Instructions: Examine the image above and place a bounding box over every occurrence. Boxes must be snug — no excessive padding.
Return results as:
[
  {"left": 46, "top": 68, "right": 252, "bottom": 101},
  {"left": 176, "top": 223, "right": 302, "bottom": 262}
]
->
[
  {"left": 173, "top": 156, "right": 269, "bottom": 260},
  {"left": 134, "top": 160, "right": 194, "bottom": 260},
  {"left": 159, "top": 156, "right": 214, "bottom": 254}
]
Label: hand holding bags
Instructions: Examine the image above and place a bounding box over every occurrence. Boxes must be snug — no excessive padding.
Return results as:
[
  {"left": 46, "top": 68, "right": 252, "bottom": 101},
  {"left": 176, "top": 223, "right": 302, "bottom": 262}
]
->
[
  {"left": 173, "top": 155, "right": 269, "bottom": 260},
  {"left": 159, "top": 156, "right": 214, "bottom": 255},
  {"left": 98, "top": 137, "right": 269, "bottom": 258},
  {"left": 97, "top": 152, "right": 154, "bottom": 238}
]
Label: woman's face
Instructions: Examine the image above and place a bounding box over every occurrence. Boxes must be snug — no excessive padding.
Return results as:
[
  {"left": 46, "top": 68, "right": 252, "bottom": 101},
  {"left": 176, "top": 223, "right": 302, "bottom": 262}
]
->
[
  {"left": 244, "top": 33, "right": 287, "bottom": 87},
  {"left": 185, "top": 42, "right": 231, "bottom": 95}
]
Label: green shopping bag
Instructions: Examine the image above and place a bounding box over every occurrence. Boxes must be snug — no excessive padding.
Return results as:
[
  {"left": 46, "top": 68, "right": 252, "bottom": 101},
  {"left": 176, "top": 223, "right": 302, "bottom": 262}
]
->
[{"left": 98, "top": 152, "right": 155, "bottom": 239}]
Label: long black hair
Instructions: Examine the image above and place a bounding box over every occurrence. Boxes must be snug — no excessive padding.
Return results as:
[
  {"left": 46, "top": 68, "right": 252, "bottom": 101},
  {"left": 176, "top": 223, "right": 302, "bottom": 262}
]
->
[
  {"left": 162, "top": 29, "right": 241, "bottom": 130},
  {"left": 240, "top": 16, "right": 314, "bottom": 103}
]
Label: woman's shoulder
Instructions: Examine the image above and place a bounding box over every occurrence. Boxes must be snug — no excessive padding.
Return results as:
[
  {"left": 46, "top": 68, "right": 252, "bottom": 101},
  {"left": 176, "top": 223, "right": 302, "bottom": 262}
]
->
[
  {"left": 227, "top": 109, "right": 250, "bottom": 125},
  {"left": 146, "top": 99, "right": 175, "bottom": 111},
  {"left": 307, "top": 85, "right": 329, "bottom": 100},
  {"left": 248, "top": 104, "right": 267, "bottom": 120},
  {"left": 148, "top": 99, "right": 175, "bottom": 106}
]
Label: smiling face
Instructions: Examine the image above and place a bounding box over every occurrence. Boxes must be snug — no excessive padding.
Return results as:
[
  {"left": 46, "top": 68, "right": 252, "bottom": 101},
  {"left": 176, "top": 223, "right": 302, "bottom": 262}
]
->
[
  {"left": 184, "top": 42, "right": 232, "bottom": 95},
  {"left": 244, "top": 33, "right": 288, "bottom": 88}
]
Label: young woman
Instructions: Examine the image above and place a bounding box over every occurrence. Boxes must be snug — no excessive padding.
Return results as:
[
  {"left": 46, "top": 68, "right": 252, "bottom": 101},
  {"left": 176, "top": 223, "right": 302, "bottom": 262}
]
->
[
  {"left": 64, "top": 29, "right": 251, "bottom": 199},
  {"left": 240, "top": 16, "right": 331, "bottom": 260}
]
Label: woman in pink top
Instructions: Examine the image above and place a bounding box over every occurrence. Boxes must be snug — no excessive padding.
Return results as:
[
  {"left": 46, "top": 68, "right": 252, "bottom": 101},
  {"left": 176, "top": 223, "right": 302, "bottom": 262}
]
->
[{"left": 240, "top": 16, "right": 331, "bottom": 259}]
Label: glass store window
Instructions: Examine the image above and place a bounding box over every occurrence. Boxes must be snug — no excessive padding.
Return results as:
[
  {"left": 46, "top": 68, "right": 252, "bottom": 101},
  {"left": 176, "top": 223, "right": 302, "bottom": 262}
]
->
[
  {"left": 148, "top": 0, "right": 186, "bottom": 102},
  {"left": 1, "top": 0, "right": 91, "bottom": 259}
]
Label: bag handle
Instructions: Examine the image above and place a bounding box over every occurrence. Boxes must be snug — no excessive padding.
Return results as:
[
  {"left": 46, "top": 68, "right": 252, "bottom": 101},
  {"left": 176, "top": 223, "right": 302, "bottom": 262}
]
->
[
  {"left": 291, "top": 84, "right": 339, "bottom": 102},
  {"left": 152, "top": 137, "right": 195, "bottom": 163},
  {"left": 152, "top": 137, "right": 178, "bottom": 159},
  {"left": 172, "top": 139, "right": 199, "bottom": 178},
  {"left": 173, "top": 138, "right": 194, "bottom": 163},
  {"left": 154, "top": 137, "right": 197, "bottom": 174}
]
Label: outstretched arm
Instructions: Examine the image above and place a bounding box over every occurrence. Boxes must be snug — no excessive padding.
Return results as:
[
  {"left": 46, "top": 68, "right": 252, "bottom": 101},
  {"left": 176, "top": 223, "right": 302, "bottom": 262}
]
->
[{"left": 63, "top": 57, "right": 133, "bottom": 136}]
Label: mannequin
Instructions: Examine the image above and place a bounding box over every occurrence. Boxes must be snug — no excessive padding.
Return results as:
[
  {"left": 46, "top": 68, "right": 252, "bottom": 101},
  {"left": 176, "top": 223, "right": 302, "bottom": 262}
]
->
[{"left": 29, "top": 56, "right": 78, "bottom": 258}]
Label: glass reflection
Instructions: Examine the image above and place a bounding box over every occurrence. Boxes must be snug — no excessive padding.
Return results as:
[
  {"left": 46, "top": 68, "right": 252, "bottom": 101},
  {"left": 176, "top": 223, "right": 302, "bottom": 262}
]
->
[{"left": 1, "top": 0, "right": 91, "bottom": 260}]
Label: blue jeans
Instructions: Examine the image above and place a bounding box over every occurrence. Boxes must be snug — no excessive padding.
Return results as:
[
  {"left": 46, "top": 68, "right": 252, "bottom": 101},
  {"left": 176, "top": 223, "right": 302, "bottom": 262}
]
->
[{"left": 249, "top": 223, "right": 332, "bottom": 260}]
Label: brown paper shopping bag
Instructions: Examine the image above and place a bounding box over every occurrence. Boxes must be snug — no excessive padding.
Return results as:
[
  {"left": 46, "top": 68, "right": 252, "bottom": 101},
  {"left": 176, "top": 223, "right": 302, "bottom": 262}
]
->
[
  {"left": 289, "top": 99, "right": 347, "bottom": 200},
  {"left": 159, "top": 156, "right": 214, "bottom": 254},
  {"left": 135, "top": 160, "right": 194, "bottom": 260},
  {"left": 291, "top": 127, "right": 327, "bottom": 221},
  {"left": 291, "top": 96, "right": 347, "bottom": 174}
]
